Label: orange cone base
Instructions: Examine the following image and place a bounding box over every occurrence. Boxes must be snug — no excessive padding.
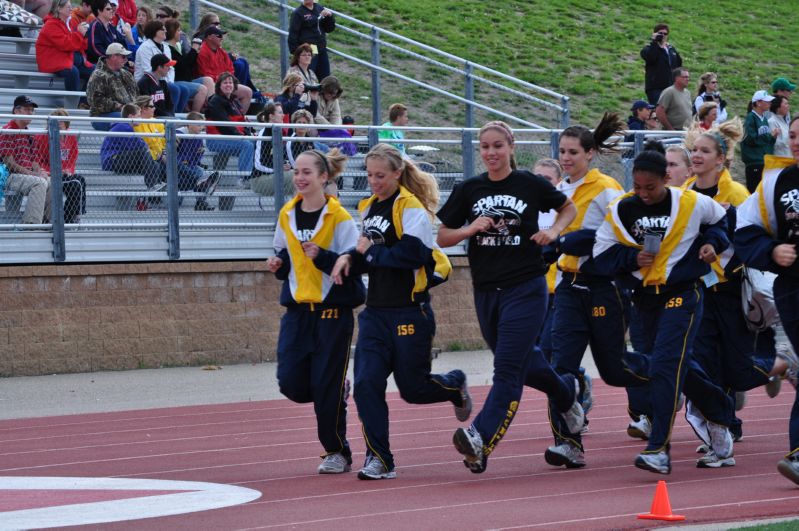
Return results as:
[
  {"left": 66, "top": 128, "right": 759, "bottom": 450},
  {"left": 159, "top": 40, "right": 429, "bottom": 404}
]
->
[
  {"left": 638, "top": 480, "right": 685, "bottom": 521},
  {"left": 637, "top": 513, "right": 685, "bottom": 521}
]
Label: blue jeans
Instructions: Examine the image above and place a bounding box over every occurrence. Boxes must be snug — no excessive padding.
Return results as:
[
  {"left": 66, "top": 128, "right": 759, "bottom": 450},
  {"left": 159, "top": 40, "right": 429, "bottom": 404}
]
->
[
  {"left": 207, "top": 138, "right": 254, "bottom": 172},
  {"left": 91, "top": 111, "right": 122, "bottom": 131},
  {"left": 167, "top": 82, "right": 189, "bottom": 114},
  {"left": 174, "top": 80, "right": 201, "bottom": 102},
  {"left": 54, "top": 66, "right": 80, "bottom": 92}
]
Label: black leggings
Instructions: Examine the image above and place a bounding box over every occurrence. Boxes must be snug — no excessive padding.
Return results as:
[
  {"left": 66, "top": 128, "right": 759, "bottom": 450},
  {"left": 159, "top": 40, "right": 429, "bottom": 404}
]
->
[{"left": 745, "top": 165, "right": 764, "bottom": 193}]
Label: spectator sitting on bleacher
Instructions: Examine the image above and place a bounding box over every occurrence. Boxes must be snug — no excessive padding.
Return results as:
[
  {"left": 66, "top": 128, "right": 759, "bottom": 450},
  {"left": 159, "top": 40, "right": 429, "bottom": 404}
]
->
[
  {"left": 251, "top": 103, "right": 292, "bottom": 198},
  {"left": 100, "top": 102, "right": 165, "bottom": 193},
  {"left": 32, "top": 108, "right": 86, "bottom": 223},
  {"left": 205, "top": 72, "right": 254, "bottom": 186},
  {"left": 129, "top": 5, "right": 151, "bottom": 56},
  {"left": 315, "top": 75, "right": 342, "bottom": 125},
  {"left": 196, "top": 25, "right": 252, "bottom": 114},
  {"left": 285, "top": 109, "right": 315, "bottom": 169},
  {"left": 137, "top": 53, "right": 173, "bottom": 117},
  {"left": 154, "top": 4, "right": 189, "bottom": 49},
  {"left": 193, "top": 12, "right": 263, "bottom": 107},
  {"left": 0, "top": 96, "right": 51, "bottom": 224},
  {"left": 87, "top": 42, "right": 138, "bottom": 131},
  {"left": 135, "top": 19, "right": 199, "bottom": 114},
  {"left": 276, "top": 72, "right": 317, "bottom": 122},
  {"left": 378, "top": 103, "right": 409, "bottom": 156},
  {"left": 177, "top": 111, "right": 220, "bottom": 211},
  {"left": 112, "top": 0, "right": 136, "bottom": 27},
  {"left": 164, "top": 18, "right": 212, "bottom": 111},
  {"left": 67, "top": 0, "right": 92, "bottom": 30},
  {"left": 132, "top": 95, "right": 165, "bottom": 163},
  {"left": 288, "top": 43, "right": 319, "bottom": 96},
  {"left": 86, "top": 0, "right": 134, "bottom": 65},
  {"left": 36, "top": 0, "right": 90, "bottom": 94}
]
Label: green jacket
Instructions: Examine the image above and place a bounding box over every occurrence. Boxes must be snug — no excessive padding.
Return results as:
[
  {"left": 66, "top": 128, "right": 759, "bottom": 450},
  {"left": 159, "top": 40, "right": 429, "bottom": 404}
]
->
[{"left": 741, "top": 111, "right": 776, "bottom": 167}]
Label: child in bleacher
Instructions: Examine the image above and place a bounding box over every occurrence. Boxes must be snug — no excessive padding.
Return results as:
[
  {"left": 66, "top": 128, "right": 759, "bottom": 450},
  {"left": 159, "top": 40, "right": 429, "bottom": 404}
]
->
[
  {"left": 32, "top": 109, "right": 86, "bottom": 224},
  {"left": 100, "top": 103, "right": 166, "bottom": 194},
  {"left": 132, "top": 96, "right": 166, "bottom": 163},
  {"left": 177, "top": 112, "right": 221, "bottom": 211}
]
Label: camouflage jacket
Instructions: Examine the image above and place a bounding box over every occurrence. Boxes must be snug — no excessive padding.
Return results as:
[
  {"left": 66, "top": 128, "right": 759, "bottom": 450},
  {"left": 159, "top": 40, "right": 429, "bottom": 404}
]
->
[{"left": 86, "top": 58, "right": 138, "bottom": 116}]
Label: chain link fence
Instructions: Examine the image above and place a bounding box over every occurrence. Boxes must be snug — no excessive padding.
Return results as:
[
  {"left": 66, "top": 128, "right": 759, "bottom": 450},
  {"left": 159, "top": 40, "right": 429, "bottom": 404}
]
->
[{"left": 0, "top": 113, "right": 690, "bottom": 262}]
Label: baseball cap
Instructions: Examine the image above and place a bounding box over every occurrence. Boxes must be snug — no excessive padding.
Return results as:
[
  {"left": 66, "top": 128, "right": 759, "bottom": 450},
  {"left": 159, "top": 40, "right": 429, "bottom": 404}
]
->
[
  {"left": 150, "top": 53, "right": 177, "bottom": 70},
  {"left": 204, "top": 26, "right": 227, "bottom": 38},
  {"left": 771, "top": 77, "right": 797, "bottom": 93},
  {"left": 631, "top": 100, "right": 655, "bottom": 112},
  {"left": 12, "top": 95, "right": 37, "bottom": 110},
  {"left": 108, "top": 0, "right": 118, "bottom": 5},
  {"left": 752, "top": 90, "right": 775, "bottom": 103},
  {"left": 105, "top": 42, "right": 131, "bottom": 56}
]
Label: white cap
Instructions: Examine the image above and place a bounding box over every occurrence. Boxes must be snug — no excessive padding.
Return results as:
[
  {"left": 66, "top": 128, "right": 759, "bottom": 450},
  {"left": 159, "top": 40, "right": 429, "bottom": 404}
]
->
[
  {"left": 109, "top": 0, "right": 118, "bottom": 5},
  {"left": 752, "top": 90, "right": 775, "bottom": 103},
  {"left": 105, "top": 42, "right": 131, "bottom": 56}
]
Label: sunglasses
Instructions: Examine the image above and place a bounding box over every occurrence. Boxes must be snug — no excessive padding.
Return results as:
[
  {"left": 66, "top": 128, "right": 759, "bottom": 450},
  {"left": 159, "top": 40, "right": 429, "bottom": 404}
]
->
[{"left": 156, "top": 13, "right": 168, "bottom": 18}]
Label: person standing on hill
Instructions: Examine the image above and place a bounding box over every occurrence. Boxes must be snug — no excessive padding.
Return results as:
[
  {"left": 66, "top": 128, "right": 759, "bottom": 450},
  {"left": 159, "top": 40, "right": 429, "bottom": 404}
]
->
[
  {"left": 742, "top": 90, "right": 779, "bottom": 192},
  {"left": 640, "top": 23, "right": 682, "bottom": 105},
  {"left": 655, "top": 67, "right": 692, "bottom": 131},
  {"left": 288, "top": 0, "right": 335, "bottom": 82}
]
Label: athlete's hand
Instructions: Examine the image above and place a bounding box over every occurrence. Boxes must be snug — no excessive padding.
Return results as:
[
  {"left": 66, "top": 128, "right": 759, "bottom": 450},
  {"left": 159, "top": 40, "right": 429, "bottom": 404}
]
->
[
  {"left": 698, "top": 243, "right": 717, "bottom": 263},
  {"left": 772, "top": 244, "right": 798, "bottom": 267},
  {"left": 637, "top": 250, "right": 655, "bottom": 267},
  {"left": 302, "top": 242, "right": 320, "bottom": 259},
  {"left": 468, "top": 216, "right": 494, "bottom": 236},
  {"left": 331, "top": 254, "right": 352, "bottom": 284},
  {"left": 266, "top": 256, "right": 283, "bottom": 272},
  {"left": 356, "top": 235, "right": 372, "bottom": 254},
  {"left": 531, "top": 228, "right": 558, "bottom": 245}
]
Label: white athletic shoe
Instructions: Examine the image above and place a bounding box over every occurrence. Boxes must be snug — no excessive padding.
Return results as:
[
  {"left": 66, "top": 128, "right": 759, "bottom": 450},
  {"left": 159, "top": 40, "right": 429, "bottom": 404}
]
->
[
  {"left": 627, "top": 415, "right": 651, "bottom": 440},
  {"left": 707, "top": 420, "right": 734, "bottom": 459},
  {"left": 697, "top": 450, "right": 735, "bottom": 468},
  {"left": 357, "top": 455, "right": 396, "bottom": 480},
  {"left": 317, "top": 452, "right": 351, "bottom": 474}
]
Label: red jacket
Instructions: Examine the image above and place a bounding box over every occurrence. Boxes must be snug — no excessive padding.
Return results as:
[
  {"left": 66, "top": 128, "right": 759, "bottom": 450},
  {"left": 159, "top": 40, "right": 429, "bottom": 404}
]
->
[
  {"left": 36, "top": 15, "right": 88, "bottom": 73},
  {"left": 112, "top": 0, "right": 137, "bottom": 27},
  {"left": 196, "top": 43, "right": 234, "bottom": 82},
  {"left": 34, "top": 133, "right": 79, "bottom": 175}
]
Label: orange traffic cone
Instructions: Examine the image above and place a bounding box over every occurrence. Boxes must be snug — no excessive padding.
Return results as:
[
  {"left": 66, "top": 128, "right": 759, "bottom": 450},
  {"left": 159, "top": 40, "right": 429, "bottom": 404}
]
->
[{"left": 638, "top": 480, "right": 685, "bottom": 521}]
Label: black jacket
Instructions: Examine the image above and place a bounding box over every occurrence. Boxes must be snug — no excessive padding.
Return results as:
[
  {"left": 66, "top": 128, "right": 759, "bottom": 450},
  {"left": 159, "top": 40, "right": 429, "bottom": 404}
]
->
[
  {"left": 167, "top": 42, "right": 199, "bottom": 83},
  {"left": 288, "top": 3, "right": 335, "bottom": 52},
  {"left": 640, "top": 42, "right": 682, "bottom": 92}
]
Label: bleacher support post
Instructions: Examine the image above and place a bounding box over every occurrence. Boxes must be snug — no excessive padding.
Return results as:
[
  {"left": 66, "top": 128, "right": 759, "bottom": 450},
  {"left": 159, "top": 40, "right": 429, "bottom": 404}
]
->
[
  {"left": 464, "top": 62, "right": 474, "bottom": 129},
  {"left": 550, "top": 130, "right": 560, "bottom": 160},
  {"left": 279, "top": 0, "right": 289, "bottom": 79},
  {"left": 370, "top": 26, "right": 381, "bottom": 126},
  {"left": 48, "top": 117, "right": 65, "bottom": 262},
  {"left": 271, "top": 125, "right": 286, "bottom": 211},
  {"left": 461, "top": 129, "right": 473, "bottom": 184},
  {"left": 629, "top": 131, "right": 645, "bottom": 190},
  {"left": 189, "top": 0, "right": 198, "bottom": 37},
  {"left": 165, "top": 123, "right": 180, "bottom": 260},
  {"left": 560, "top": 95, "right": 570, "bottom": 128},
  {"left": 367, "top": 127, "right": 379, "bottom": 151}
]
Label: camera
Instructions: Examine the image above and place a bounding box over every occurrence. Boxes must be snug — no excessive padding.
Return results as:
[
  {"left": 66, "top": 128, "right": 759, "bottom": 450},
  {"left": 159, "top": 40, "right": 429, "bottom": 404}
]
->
[
  {"left": 655, "top": 32, "right": 665, "bottom": 42},
  {"left": 303, "top": 83, "right": 321, "bottom": 93}
]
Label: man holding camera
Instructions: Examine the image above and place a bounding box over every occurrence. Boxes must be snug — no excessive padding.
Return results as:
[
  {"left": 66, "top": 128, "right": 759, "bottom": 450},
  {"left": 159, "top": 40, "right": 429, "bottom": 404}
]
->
[{"left": 640, "top": 23, "right": 682, "bottom": 105}]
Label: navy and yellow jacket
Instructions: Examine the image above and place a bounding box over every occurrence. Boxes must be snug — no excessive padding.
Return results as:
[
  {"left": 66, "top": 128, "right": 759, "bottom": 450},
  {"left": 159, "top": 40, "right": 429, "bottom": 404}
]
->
[
  {"left": 555, "top": 168, "right": 624, "bottom": 281},
  {"left": 735, "top": 155, "right": 799, "bottom": 276},
  {"left": 682, "top": 169, "right": 749, "bottom": 286},
  {"left": 592, "top": 187, "right": 729, "bottom": 292},
  {"left": 352, "top": 185, "right": 451, "bottom": 305},
  {"left": 273, "top": 194, "right": 366, "bottom": 308}
]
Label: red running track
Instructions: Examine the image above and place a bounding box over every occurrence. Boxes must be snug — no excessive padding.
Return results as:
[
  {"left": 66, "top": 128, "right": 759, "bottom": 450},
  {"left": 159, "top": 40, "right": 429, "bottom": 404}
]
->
[{"left": 1, "top": 380, "right": 798, "bottom": 530}]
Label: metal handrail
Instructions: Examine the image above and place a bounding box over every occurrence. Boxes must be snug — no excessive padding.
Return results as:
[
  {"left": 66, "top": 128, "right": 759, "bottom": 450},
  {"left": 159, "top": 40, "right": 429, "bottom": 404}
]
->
[{"left": 189, "top": 0, "right": 569, "bottom": 128}]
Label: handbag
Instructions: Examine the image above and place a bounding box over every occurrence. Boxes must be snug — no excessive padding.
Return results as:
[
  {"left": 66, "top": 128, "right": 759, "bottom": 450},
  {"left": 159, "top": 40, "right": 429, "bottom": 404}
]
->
[{"left": 741, "top": 266, "right": 779, "bottom": 332}]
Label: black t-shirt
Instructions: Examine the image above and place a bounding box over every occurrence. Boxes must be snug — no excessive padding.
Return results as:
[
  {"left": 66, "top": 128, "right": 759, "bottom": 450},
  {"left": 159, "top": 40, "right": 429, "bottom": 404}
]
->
[
  {"left": 617, "top": 192, "right": 672, "bottom": 245},
  {"left": 294, "top": 201, "right": 324, "bottom": 242},
  {"left": 437, "top": 170, "right": 567, "bottom": 290},
  {"left": 694, "top": 184, "right": 718, "bottom": 198},
  {"left": 774, "top": 165, "right": 799, "bottom": 246},
  {"left": 362, "top": 189, "right": 416, "bottom": 306}
]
